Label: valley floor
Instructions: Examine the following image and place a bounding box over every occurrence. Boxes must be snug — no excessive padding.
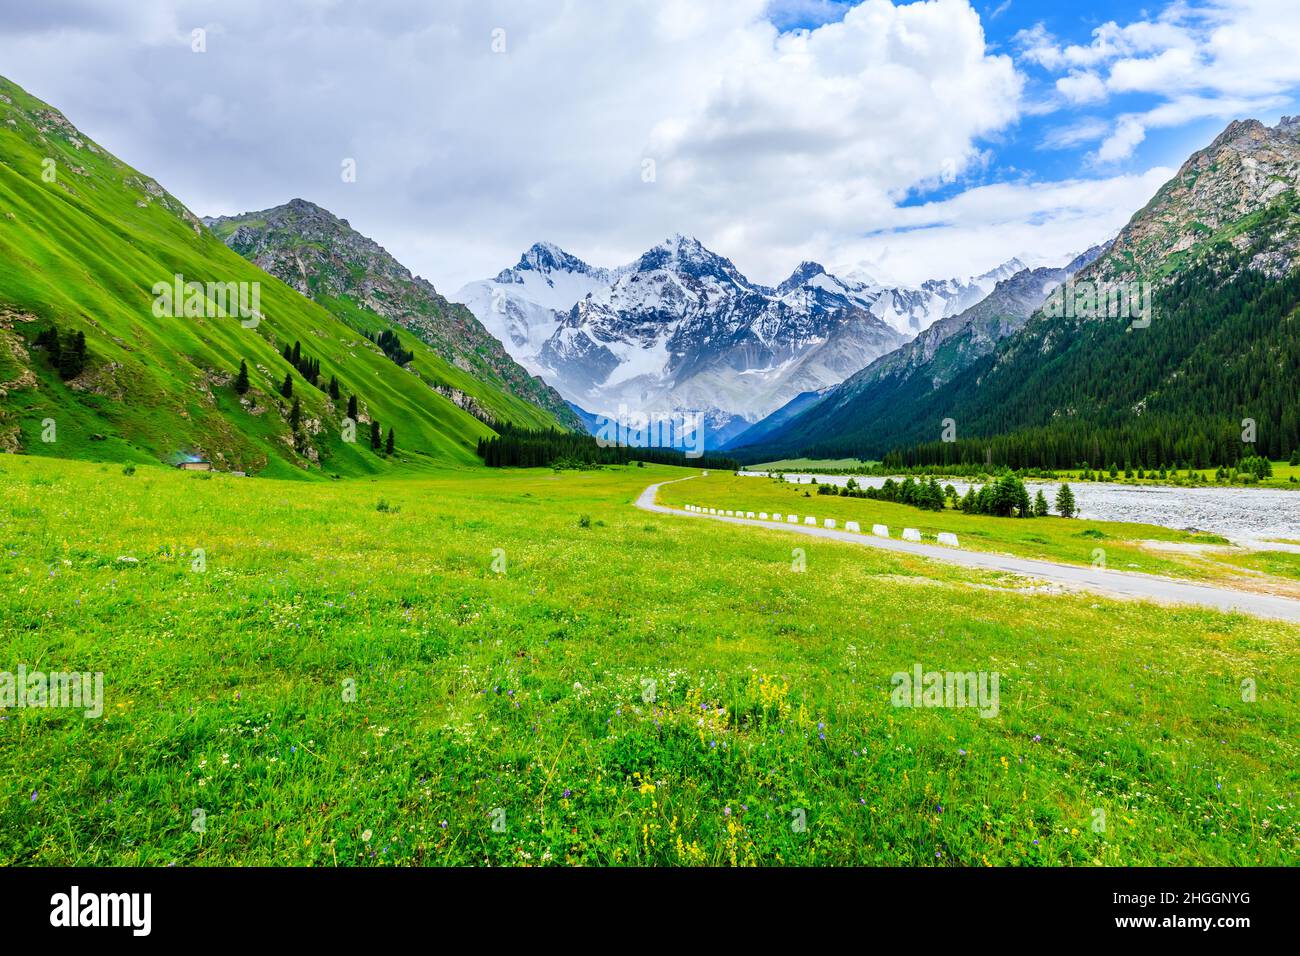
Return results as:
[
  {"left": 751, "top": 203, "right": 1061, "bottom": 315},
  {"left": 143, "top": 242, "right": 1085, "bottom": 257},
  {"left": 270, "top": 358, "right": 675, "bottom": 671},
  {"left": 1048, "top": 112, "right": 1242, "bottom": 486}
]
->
[
  {"left": 642, "top": 477, "right": 1300, "bottom": 621},
  {"left": 0, "top": 455, "right": 1296, "bottom": 865}
]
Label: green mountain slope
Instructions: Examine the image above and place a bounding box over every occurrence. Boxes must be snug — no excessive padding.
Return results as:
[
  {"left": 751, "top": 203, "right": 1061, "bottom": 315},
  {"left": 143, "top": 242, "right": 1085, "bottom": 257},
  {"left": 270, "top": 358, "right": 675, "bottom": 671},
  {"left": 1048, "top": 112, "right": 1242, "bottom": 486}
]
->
[
  {"left": 733, "top": 247, "right": 1104, "bottom": 462},
  {"left": 746, "top": 117, "right": 1300, "bottom": 469},
  {"left": 0, "top": 75, "right": 555, "bottom": 476},
  {"left": 205, "top": 199, "right": 583, "bottom": 431}
]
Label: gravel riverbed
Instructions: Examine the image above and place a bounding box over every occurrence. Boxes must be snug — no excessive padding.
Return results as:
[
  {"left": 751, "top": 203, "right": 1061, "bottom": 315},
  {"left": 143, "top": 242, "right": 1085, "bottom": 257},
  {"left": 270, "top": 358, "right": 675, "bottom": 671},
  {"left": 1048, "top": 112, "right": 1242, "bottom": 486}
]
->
[{"left": 741, "top": 472, "right": 1300, "bottom": 542}]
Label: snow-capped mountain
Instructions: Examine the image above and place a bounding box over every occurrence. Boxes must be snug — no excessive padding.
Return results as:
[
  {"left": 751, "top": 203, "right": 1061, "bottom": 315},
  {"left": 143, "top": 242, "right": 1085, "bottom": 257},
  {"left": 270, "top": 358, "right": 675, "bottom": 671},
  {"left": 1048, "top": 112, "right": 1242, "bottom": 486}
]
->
[{"left": 454, "top": 235, "right": 1021, "bottom": 444}]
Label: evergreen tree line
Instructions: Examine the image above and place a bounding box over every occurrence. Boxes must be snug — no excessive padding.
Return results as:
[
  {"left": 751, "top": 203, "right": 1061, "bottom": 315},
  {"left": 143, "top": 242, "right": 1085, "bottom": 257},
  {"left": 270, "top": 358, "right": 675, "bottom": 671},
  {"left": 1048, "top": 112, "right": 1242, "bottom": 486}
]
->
[
  {"left": 818, "top": 475, "right": 947, "bottom": 511},
  {"left": 33, "top": 324, "right": 88, "bottom": 380},
  {"left": 367, "top": 329, "right": 414, "bottom": 367},
  {"left": 477, "top": 423, "right": 740, "bottom": 470},
  {"left": 281, "top": 340, "right": 325, "bottom": 389},
  {"left": 817, "top": 473, "right": 1077, "bottom": 519}
]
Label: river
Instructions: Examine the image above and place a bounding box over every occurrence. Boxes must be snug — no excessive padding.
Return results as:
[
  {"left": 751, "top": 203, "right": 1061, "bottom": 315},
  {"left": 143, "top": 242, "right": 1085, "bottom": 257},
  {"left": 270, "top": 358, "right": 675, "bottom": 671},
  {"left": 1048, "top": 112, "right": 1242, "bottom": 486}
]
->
[{"left": 740, "top": 472, "right": 1300, "bottom": 542}]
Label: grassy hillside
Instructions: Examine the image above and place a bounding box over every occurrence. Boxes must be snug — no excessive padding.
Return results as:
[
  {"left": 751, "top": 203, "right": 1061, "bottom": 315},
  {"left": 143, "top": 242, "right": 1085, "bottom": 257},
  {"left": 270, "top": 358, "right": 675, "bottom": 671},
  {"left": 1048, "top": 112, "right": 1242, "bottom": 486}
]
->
[
  {"left": 205, "top": 199, "right": 581, "bottom": 432},
  {"left": 0, "top": 75, "right": 557, "bottom": 476},
  {"left": 1, "top": 454, "right": 1295, "bottom": 865}
]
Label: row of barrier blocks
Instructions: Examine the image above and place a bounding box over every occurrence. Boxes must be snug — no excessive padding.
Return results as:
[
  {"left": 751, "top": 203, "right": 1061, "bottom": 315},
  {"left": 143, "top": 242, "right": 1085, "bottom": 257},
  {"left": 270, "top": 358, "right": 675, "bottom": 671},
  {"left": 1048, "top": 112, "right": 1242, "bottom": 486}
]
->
[{"left": 682, "top": 505, "right": 959, "bottom": 547}]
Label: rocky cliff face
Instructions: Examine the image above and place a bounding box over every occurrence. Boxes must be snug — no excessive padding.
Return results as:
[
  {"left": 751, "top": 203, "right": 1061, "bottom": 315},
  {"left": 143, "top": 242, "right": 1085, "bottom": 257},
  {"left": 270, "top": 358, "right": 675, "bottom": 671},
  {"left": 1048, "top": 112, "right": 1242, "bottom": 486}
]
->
[{"left": 1087, "top": 116, "right": 1300, "bottom": 283}]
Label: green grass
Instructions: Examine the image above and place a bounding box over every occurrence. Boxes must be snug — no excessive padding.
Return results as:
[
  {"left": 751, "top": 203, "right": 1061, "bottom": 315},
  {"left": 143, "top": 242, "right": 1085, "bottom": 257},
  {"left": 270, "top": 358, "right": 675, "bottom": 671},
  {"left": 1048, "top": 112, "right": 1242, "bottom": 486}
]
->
[
  {"left": 1, "top": 455, "right": 1295, "bottom": 865},
  {"left": 1053, "top": 461, "right": 1300, "bottom": 490},
  {"left": 659, "top": 471, "right": 1299, "bottom": 589},
  {"left": 750, "top": 458, "right": 873, "bottom": 471},
  {"left": 0, "top": 74, "right": 562, "bottom": 477}
]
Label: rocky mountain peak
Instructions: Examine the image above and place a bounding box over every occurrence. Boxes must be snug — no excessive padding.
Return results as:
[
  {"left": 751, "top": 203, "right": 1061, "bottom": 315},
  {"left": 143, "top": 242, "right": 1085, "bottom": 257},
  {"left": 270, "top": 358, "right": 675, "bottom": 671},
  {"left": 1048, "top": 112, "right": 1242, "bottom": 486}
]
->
[
  {"left": 1085, "top": 114, "right": 1300, "bottom": 282},
  {"left": 777, "top": 261, "right": 829, "bottom": 295}
]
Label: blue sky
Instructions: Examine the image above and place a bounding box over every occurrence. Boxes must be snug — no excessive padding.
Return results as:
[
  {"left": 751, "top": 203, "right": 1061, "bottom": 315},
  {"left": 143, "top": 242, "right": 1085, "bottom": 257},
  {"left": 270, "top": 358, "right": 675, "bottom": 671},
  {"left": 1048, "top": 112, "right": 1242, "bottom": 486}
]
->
[
  {"left": 0, "top": 0, "right": 1297, "bottom": 289},
  {"left": 774, "top": 0, "right": 1299, "bottom": 211}
]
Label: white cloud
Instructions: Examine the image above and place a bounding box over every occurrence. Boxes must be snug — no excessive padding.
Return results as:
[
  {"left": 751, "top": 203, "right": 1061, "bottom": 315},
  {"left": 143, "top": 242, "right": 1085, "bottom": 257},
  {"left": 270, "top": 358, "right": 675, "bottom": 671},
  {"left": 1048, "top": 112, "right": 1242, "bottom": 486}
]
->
[
  {"left": 1055, "top": 71, "right": 1107, "bottom": 104},
  {"left": 1096, "top": 93, "right": 1288, "bottom": 161},
  {"left": 0, "top": 0, "right": 1030, "bottom": 290},
  {"left": 1020, "top": 1, "right": 1300, "bottom": 161},
  {"left": 1107, "top": 46, "right": 1200, "bottom": 94},
  {"left": 1096, "top": 117, "right": 1149, "bottom": 163},
  {"left": 831, "top": 166, "right": 1174, "bottom": 285}
]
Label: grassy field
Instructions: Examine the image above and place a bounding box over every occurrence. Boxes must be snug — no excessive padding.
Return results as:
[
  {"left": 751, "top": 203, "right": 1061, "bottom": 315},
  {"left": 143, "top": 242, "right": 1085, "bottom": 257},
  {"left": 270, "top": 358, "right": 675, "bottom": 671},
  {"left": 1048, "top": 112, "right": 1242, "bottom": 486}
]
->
[
  {"left": 750, "top": 458, "right": 873, "bottom": 471},
  {"left": 1, "top": 454, "right": 1296, "bottom": 866},
  {"left": 750, "top": 460, "right": 1300, "bottom": 490},
  {"left": 1049, "top": 461, "right": 1300, "bottom": 490},
  {"left": 661, "top": 471, "right": 1300, "bottom": 594}
]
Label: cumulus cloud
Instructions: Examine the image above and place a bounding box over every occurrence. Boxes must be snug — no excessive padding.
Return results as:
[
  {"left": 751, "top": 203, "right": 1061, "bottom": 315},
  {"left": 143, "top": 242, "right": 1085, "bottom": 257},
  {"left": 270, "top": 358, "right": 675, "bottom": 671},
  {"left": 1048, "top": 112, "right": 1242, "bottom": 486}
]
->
[
  {"left": 1055, "top": 71, "right": 1107, "bottom": 104},
  {"left": 0, "top": 0, "right": 1042, "bottom": 288},
  {"left": 832, "top": 166, "right": 1174, "bottom": 285},
  {"left": 1018, "top": 0, "right": 1300, "bottom": 163}
]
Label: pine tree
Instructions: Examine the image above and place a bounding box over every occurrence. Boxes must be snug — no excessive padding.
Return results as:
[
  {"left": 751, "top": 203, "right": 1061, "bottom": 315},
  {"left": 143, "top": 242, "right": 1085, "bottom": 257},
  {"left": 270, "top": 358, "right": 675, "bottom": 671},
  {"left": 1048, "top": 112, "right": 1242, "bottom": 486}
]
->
[
  {"left": 370, "top": 420, "right": 381, "bottom": 450},
  {"left": 347, "top": 394, "right": 358, "bottom": 421},
  {"left": 282, "top": 343, "right": 293, "bottom": 362},
  {"left": 385, "top": 427, "right": 395, "bottom": 455},
  {"left": 328, "top": 376, "right": 340, "bottom": 401},
  {"left": 235, "top": 360, "right": 250, "bottom": 395},
  {"left": 36, "top": 326, "right": 61, "bottom": 366},
  {"left": 291, "top": 341, "right": 302, "bottom": 367},
  {"left": 280, "top": 373, "right": 293, "bottom": 399},
  {"left": 1055, "top": 483, "right": 1076, "bottom": 518},
  {"left": 289, "top": 398, "right": 302, "bottom": 430},
  {"left": 1033, "top": 488, "right": 1049, "bottom": 517},
  {"left": 57, "top": 330, "right": 86, "bottom": 380}
]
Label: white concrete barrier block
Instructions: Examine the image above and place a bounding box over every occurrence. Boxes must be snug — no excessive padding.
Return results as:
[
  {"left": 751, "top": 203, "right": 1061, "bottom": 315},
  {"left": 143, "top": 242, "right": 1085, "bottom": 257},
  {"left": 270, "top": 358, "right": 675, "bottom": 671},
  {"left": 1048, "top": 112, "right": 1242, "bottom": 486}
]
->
[
  {"left": 772, "top": 513, "right": 782, "bottom": 521},
  {"left": 902, "top": 528, "right": 921, "bottom": 542},
  {"left": 759, "top": 513, "right": 769, "bottom": 520},
  {"left": 937, "top": 532, "right": 960, "bottom": 547},
  {"left": 824, "top": 518, "right": 836, "bottom": 529},
  {"left": 804, "top": 516, "right": 817, "bottom": 526},
  {"left": 845, "top": 521, "right": 860, "bottom": 533},
  {"left": 787, "top": 515, "right": 799, "bottom": 524},
  {"left": 746, "top": 511, "right": 755, "bottom": 519},
  {"left": 872, "top": 524, "right": 889, "bottom": 538},
  {"left": 710, "top": 508, "right": 717, "bottom": 515},
  {"left": 726, "top": 510, "right": 733, "bottom": 516}
]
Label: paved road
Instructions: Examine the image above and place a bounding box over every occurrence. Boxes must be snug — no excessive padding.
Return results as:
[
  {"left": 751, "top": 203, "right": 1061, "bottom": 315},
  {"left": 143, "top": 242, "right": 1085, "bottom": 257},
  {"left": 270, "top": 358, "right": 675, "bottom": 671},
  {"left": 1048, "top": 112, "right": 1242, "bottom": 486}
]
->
[{"left": 636, "top": 477, "right": 1300, "bottom": 623}]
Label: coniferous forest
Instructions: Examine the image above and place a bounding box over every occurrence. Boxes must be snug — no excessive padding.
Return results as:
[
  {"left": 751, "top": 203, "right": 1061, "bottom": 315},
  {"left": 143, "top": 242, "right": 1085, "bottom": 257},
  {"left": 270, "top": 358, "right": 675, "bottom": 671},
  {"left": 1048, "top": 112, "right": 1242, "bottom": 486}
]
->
[
  {"left": 477, "top": 423, "right": 739, "bottom": 470},
  {"left": 798, "top": 222, "right": 1300, "bottom": 470}
]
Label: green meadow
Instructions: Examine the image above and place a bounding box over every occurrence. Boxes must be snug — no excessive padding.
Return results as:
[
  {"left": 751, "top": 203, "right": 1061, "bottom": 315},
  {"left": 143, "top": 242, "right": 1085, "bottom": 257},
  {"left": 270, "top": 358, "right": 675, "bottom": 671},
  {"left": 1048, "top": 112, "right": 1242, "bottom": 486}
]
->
[
  {"left": 662, "top": 471, "right": 1300, "bottom": 592},
  {"left": 1, "top": 455, "right": 1295, "bottom": 865}
]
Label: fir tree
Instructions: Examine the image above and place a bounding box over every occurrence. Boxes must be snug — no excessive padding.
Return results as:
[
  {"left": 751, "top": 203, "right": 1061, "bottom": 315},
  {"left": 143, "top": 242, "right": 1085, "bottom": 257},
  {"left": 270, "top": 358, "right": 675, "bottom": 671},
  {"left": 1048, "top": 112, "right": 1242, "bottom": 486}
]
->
[
  {"left": 347, "top": 394, "right": 359, "bottom": 421},
  {"left": 370, "top": 420, "right": 382, "bottom": 450},
  {"left": 280, "top": 373, "right": 293, "bottom": 399},
  {"left": 1034, "top": 488, "right": 1049, "bottom": 517},
  {"left": 385, "top": 427, "right": 395, "bottom": 455},
  {"left": 1055, "top": 483, "right": 1076, "bottom": 518},
  {"left": 235, "top": 360, "right": 250, "bottom": 395},
  {"left": 328, "top": 376, "right": 340, "bottom": 401},
  {"left": 57, "top": 330, "right": 87, "bottom": 380},
  {"left": 289, "top": 398, "right": 302, "bottom": 430}
]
